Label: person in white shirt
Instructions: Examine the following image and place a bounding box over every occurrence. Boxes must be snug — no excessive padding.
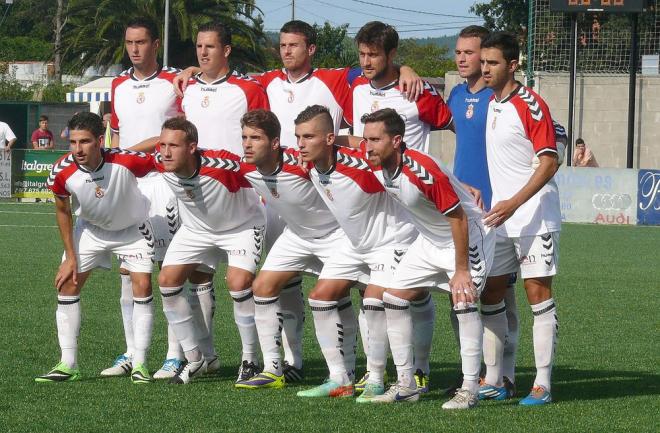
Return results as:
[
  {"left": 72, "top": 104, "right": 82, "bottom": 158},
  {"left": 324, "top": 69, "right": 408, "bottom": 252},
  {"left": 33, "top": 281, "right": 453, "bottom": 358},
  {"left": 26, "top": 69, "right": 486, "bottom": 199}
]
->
[
  {"left": 479, "top": 32, "right": 561, "bottom": 406},
  {"left": 37, "top": 112, "right": 155, "bottom": 384},
  {"left": 0, "top": 121, "right": 17, "bottom": 151}
]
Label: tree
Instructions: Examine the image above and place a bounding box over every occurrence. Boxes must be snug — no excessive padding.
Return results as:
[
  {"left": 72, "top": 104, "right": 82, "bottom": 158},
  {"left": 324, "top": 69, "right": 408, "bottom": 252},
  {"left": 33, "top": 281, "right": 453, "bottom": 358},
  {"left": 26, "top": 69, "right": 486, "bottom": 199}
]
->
[
  {"left": 60, "top": 0, "right": 266, "bottom": 74},
  {"left": 396, "top": 40, "right": 455, "bottom": 78},
  {"left": 313, "top": 23, "right": 358, "bottom": 68},
  {"left": 470, "top": 0, "right": 528, "bottom": 33}
]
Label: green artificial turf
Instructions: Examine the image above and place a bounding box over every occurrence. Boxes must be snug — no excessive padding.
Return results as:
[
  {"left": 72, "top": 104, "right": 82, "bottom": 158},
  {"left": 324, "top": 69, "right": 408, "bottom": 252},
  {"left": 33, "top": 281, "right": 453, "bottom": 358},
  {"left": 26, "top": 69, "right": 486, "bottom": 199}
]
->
[{"left": 0, "top": 202, "right": 658, "bottom": 432}]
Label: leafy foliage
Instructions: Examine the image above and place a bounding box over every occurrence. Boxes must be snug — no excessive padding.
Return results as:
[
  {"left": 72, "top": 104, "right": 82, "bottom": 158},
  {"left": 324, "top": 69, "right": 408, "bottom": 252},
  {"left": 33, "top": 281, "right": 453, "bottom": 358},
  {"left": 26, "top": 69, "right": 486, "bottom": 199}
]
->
[
  {"left": 0, "top": 37, "right": 52, "bottom": 62},
  {"left": 396, "top": 40, "right": 455, "bottom": 78},
  {"left": 470, "top": 0, "right": 529, "bottom": 33}
]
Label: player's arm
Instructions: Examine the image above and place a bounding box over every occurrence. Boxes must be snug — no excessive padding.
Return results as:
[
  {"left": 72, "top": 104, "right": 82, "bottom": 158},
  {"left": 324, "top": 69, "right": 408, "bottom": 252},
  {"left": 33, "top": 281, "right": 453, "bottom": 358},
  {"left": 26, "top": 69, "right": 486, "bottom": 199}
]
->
[
  {"left": 334, "top": 135, "right": 362, "bottom": 148},
  {"left": 6, "top": 137, "right": 16, "bottom": 150},
  {"left": 462, "top": 183, "right": 484, "bottom": 210},
  {"left": 111, "top": 132, "right": 120, "bottom": 148},
  {"left": 173, "top": 66, "right": 201, "bottom": 97},
  {"left": 397, "top": 65, "right": 423, "bottom": 102},
  {"left": 484, "top": 153, "right": 558, "bottom": 227},
  {"left": 446, "top": 205, "right": 476, "bottom": 304},
  {"left": 128, "top": 136, "right": 159, "bottom": 153},
  {"left": 54, "top": 194, "right": 77, "bottom": 289}
]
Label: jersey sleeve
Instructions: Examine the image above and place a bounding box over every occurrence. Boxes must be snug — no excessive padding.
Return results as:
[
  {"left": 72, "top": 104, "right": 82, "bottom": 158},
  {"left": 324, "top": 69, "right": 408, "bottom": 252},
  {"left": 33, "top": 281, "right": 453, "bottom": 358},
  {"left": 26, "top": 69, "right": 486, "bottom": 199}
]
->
[
  {"left": 46, "top": 154, "right": 75, "bottom": 197},
  {"left": 518, "top": 93, "right": 557, "bottom": 157},
  {"left": 316, "top": 68, "right": 353, "bottom": 126},
  {"left": 407, "top": 151, "right": 460, "bottom": 215},
  {"left": 252, "top": 69, "right": 281, "bottom": 88},
  {"left": 110, "top": 77, "right": 120, "bottom": 132},
  {"left": 110, "top": 150, "right": 155, "bottom": 178},
  {"left": 417, "top": 81, "right": 453, "bottom": 130}
]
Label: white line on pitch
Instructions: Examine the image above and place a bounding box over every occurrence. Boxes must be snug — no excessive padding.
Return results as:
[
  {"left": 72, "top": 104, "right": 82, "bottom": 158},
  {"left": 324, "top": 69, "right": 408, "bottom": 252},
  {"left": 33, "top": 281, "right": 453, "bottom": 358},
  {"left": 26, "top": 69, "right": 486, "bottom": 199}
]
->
[
  {"left": 0, "top": 210, "right": 54, "bottom": 215},
  {"left": 0, "top": 224, "right": 57, "bottom": 228}
]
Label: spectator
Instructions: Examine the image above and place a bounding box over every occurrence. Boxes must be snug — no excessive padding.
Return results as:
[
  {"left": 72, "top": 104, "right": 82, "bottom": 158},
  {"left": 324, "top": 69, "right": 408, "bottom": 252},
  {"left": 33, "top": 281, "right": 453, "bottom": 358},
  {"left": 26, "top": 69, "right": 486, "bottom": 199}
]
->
[
  {"left": 572, "top": 138, "right": 599, "bottom": 167},
  {"left": 31, "top": 115, "right": 55, "bottom": 150},
  {"left": 0, "top": 120, "right": 17, "bottom": 152}
]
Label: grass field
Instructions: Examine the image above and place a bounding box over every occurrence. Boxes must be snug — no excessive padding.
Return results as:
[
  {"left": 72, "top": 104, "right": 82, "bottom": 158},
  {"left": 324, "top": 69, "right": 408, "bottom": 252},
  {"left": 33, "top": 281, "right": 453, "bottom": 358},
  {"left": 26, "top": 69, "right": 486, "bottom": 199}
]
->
[{"left": 1, "top": 201, "right": 658, "bottom": 433}]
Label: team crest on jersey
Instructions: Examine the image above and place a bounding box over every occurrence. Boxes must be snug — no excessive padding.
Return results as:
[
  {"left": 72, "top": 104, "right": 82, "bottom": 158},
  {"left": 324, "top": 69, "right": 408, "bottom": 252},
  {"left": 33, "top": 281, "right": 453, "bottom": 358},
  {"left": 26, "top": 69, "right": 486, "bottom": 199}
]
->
[
  {"left": 136, "top": 92, "right": 145, "bottom": 104},
  {"left": 269, "top": 187, "right": 280, "bottom": 198},
  {"left": 492, "top": 116, "right": 497, "bottom": 129},
  {"left": 466, "top": 103, "right": 474, "bottom": 119},
  {"left": 371, "top": 101, "right": 379, "bottom": 112},
  {"left": 286, "top": 90, "right": 294, "bottom": 103},
  {"left": 94, "top": 186, "right": 105, "bottom": 198},
  {"left": 185, "top": 189, "right": 196, "bottom": 199},
  {"left": 325, "top": 188, "right": 334, "bottom": 201},
  {"left": 201, "top": 96, "right": 210, "bottom": 108}
]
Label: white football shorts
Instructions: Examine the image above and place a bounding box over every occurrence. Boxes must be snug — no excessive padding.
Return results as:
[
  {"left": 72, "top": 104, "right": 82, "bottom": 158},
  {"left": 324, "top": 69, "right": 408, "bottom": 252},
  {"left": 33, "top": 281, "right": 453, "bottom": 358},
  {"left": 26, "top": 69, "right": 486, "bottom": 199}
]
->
[
  {"left": 162, "top": 221, "right": 265, "bottom": 273},
  {"left": 390, "top": 220, "right": 495, "bottom": 295},
  {"left": 137, "top": 173, "right": 179, "bottom": 262},
  {"left": 68, "top": 219, "right": 154, "bottom": 274},
  {"left": 319, "top": 238, "right": 410, "bottom": 288},
  {"left": 489, "top": 231, "right": 560, "bottom": 279},
  {"left": 261, "top": 226, "right": 347, "bottom": 275}
]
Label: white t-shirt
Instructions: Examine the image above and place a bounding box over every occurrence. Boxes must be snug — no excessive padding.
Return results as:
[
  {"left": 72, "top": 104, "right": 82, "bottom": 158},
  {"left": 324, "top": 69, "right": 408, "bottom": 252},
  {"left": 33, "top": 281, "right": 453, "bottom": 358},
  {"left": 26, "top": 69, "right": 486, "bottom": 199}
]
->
[
  {"left": 308, "top": 146, "right": 417, "bottom": 251},
  {"left": 0, "top": 122, "right": 16, "bottom": 148},
  {"left": 110, "top": 67, "right": 182, "bottom": 148},
  {"left": 254, "top": 68, "right": 353, "bottom": 149},
  {"left": 485, "top": 84, "right": 561, "bottom": 237},
  {"left": 240, "top": 148, "right": 339, "bottom": 239},
  {"left": 351, "top": 76, "right": 452, "bottom": 152},
  {"left": 154, "top": 146, "right": 265, "bottom": 233},
  {"left": 182, "top": 71, "right": 269, "bottom": 155},
  {"left": 46, "top": 149, "right": 153, "bottom": 231},
  {"left": 374, "top": 146, "right": 484, "bottom": 247}
]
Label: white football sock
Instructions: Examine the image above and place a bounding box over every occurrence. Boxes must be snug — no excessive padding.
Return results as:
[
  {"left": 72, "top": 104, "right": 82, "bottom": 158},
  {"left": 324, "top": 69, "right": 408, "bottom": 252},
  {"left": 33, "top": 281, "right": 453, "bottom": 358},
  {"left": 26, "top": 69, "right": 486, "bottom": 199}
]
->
[
  {"left": 165, "top": 325, "right": 184, "bottom": 361},
  {"left": 119, "top": 273, "right": 135, "bottom": 356},
  {"left": 132, "top": 296, "right": 154, "bottom": 366},
  {"left": 230, "top": 288, "right": 259, "bottom": 364},
  {"left": 532, "top": 298, "right": 558, "bottom": 392},
  {"left": 481, "top": 300, "right": 507, "bottom": 387},
  {"left": 383, "top": 292, "right": 415, "bottom": 389},
  {"left": 189, "top": 282, "right": 216, "bottom": 359},
  {"left": 411, "top": 293, "right": 435, "bottom": 376},
  {"left": 279, "top": 276, "right": 305, "bottom": 369},
  {"left": 503, "top": 282, "right": 520, "bottom": 383},
  {"left": 449, "top": 303, "right": 461, "bottom": 350},
  {"left": 254, "top": 295, "right": 283, "bottom": 375},
  {"left": 337, "top": 297, "right": 358, "bottom": 381},
  {"left": 56, "top": 295, "right": 81, "bottom": 369},
  {"left": 160, "top": 285, "right": 199, "bottom": 355},
  {"left": 309, "top": 299, "right": 350, "bottom": 385},
  {"left": 363, "top": 297, "right": 387, "bottom": 385},
  {"left": 455, "top": 302, "right": 482, "bottom": 395},
  {"left": 358, "top": 301, "right": 369, "bottom": 358}
]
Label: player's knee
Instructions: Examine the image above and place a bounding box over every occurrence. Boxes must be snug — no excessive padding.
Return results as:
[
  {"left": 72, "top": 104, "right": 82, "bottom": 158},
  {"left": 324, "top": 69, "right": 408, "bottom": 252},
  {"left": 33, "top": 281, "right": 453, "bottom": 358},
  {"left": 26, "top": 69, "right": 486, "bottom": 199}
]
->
[
  {"left": 309, "top": 281, "right": 348, "bottom": 301},
  {"left": 226, "top": 270, "right": 254, "bottom": 292},
  {"left": 524, "top": 277, "right": 553, "bottom": 304},
  {"left": 385, "top": 287, "right": 427, "bottom": 301},
  {"left": 252, "top": 275, "right": 279, "bottom": 297},
  {"left": 130, "top": 275, "right": 152, "bottom": 297},
  {"left": 188, "top": 270, "right": 213, "bottom": 285},
  {"left": 158, "top": 267, "right": 183, "bottom": 288}
]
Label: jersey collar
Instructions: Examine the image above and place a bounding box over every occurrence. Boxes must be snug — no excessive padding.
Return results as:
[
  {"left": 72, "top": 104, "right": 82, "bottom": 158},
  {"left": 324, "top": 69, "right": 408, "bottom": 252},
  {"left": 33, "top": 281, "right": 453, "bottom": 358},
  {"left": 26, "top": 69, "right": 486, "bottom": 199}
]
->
[
  {"left": 383, "top": 144, "right": 407, "bottom": 181},
  {"left": 369, "top": 78, "right": 398, "bottom": 91},
  {"left": 129, "top": 66, "right": 161, "bottom": 82},
  {"left": 314, "top": 146, "right": 338, "bottom": 175},
  {"left": 286, "top": 69, "right": 314, "bottom": 84},
  {"left": 195, "top": 70, "right": 233, "bottom": 85},
  {"left": 76, "top": 149, "right": 106, "bottom": 173},
  {"left": 495, "top": 81, "right": 523, "bottom": 104}
]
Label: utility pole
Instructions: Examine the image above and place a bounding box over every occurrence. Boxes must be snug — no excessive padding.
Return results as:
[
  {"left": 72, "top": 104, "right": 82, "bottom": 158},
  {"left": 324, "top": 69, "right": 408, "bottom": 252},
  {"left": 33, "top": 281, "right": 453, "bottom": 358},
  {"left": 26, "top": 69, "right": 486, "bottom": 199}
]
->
[
  {"left": 53, "top": 0, "right": 65, "bottom": 83},
  {"left": 292, "top": 0, "right": 295, "bottom": 20},
  {"left": 164, "top": 0, "right": 170, "bottom": 67}
]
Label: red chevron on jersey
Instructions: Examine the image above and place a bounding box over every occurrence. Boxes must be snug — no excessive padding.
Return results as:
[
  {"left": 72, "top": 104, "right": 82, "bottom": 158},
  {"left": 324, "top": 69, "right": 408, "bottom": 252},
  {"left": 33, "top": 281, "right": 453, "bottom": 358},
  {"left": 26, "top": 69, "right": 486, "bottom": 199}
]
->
[
  {"left": 334, "top": 147, "right": 384, "bottom": 194},
  {"left": 401, "top": 150, "right": 460, "bottom": 215}
]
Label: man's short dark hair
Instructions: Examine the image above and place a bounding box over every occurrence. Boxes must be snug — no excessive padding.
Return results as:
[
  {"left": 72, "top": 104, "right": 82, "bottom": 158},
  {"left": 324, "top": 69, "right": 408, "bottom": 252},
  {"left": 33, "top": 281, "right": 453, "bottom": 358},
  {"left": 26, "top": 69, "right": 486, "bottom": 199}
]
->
[
  {"left": 162, "top": 117, "right": 198, "bottom": 144},
  {"left": 576, "top": 138, "right": 585, "bottom": 145},
  {"left": 355, "top": 21, "right": 399, "bottom": 53},
  {"left": 294, "top": 105, "right": 333, "bottom": 134},
  {"left": 39, "top": 115, "right": 49, "bottom": 122},
  {"left": 280, "top": 20, "right": 317, "bottom": 46},
  {"left": 458, "top": 25, "right": 490, "bottom": 45},
  {"left": 361, "top": 108, "right": 405, "bottom": 138},
  {"left": 126, "top": 16, "right": 160, "bottom": 41},
  {"left": 198, "top": 21, "right": 232, "bottom": 46},
  {"left": 68, "top": 112, "right": 103, "bottom": 137},
  {"left": 241, "top": 110, "right": 281, "bottom": 142},
  {"left": 481, "top": 32, "right": 520, "bottom": 63}
]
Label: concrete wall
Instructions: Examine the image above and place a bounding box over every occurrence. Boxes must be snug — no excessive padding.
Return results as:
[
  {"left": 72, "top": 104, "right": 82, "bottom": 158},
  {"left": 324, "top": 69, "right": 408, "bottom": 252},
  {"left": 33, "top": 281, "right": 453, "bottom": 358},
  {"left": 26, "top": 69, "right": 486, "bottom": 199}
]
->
[{"left": 429, "top": 71, "right": 660, "bottom": 170}]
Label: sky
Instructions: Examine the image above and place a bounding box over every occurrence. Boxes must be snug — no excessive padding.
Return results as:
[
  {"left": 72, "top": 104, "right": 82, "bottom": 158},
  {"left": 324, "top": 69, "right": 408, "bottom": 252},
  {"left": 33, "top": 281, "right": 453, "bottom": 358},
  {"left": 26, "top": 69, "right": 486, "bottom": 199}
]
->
[{"left": 254, "top": 0, "right": 484, "bottom": 38}]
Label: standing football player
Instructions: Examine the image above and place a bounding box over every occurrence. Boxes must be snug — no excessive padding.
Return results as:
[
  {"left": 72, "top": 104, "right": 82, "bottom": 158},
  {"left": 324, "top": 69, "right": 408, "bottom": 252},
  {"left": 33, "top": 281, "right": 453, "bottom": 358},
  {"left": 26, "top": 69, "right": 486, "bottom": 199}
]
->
[{"left": 479, "top": 32, "right": 561, "bottom": 406}]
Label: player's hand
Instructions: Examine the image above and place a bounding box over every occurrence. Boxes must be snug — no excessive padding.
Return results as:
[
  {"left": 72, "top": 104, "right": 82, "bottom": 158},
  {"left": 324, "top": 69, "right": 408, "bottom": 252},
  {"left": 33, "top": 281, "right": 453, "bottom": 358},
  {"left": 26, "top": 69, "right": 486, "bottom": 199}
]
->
[
  {"left": 398, "top": 67, "right": 423, "bottom": 102},
  {"left": 173, "top": 67, "right": 198, "bottom": 97},
  {"left": 449, "top": 270, "right": 477, "bottom": 305},
  {"left": 483, "top": 199, "right": 519, "bottom": 227},
  {"left": 464, "top": 184, "right": 484, "bottom": 210},
  {"left": 297, "top": 153, "right": 309, "bottom": 174},
  {"left": 55, "top": 257, "right": 78, "bottom": 290}
]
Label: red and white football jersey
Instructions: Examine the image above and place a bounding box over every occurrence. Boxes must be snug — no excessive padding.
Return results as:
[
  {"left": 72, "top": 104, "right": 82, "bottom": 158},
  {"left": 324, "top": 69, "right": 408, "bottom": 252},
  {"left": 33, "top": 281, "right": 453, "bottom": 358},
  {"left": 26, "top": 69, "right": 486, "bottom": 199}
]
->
[
  {"left": 110, "top": 67, "right": 182, "bottom": 148},
  {"left": 240, "top": 149, "right": 339, "bottom": 239},
  {"left": 154, "top": 146, "right": 265, "bottom": 233},
  {"left": 46, "top": 149, "right": 153, "bottom": 231},
  {"left": 182, "top": 71, "right": 269, "bottom": 154},
  {"left": 372, "top": 146, "right": 484, "bottom": 247},
  {"left": 485, "top": 84, "right": 561, "bottom": 237},
  {"left": 308, "top": 146, "right": 416, "bottom": 250},
  {"left": 351, "top": 76, "right": 452, "bottom": 152},
  {"left": 254, "top": 68, "right": 353, "bottom": 149}
]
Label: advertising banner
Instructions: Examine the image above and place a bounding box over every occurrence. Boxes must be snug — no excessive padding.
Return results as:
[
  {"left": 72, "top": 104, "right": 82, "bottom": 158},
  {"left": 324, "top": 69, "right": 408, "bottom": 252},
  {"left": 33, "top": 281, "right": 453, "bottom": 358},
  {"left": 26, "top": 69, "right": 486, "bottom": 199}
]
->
[
  {"left": 555, "top": 167, "right": 638, "bottom": 225},
  {"left": 0, "top": 150, "right": 11, "bottom": 198},
  {"left": 11, "top": 150, "right": 67, "bottom": 199},
  {"left": 637, "top": 169, "right": 660, "bottom": 225}
]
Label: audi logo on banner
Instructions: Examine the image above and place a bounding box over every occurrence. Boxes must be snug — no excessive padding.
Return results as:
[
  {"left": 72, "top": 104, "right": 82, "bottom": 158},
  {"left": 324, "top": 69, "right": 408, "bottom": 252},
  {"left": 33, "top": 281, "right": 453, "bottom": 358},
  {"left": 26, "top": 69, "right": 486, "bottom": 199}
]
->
[{"left": 591, "top": 193, "right": 632, "bottom": 211}]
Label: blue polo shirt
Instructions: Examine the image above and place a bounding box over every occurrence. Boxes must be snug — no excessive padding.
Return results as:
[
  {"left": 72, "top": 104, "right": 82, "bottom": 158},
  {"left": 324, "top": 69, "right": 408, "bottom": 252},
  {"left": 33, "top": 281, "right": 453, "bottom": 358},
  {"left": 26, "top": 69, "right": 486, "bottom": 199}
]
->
[{"left": 447, "top": 82, "right": 493, "bottom": 210}]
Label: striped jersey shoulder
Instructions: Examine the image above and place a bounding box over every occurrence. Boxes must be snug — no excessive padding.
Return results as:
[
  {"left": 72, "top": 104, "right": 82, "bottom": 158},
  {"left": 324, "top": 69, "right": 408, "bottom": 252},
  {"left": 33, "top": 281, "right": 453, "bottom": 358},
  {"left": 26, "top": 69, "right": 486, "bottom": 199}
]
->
[
  {"left": 336, "top": 148, "right": 371, "bottom": 171},
  {"left": 516, "top": 86, "right": 544, "bottom": 121},
  {"left": 402, "top": 150, "right": 438, "bottom": 185},
  {"left": 46, "top": 154, "right": 75, "bottom": 186}
]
